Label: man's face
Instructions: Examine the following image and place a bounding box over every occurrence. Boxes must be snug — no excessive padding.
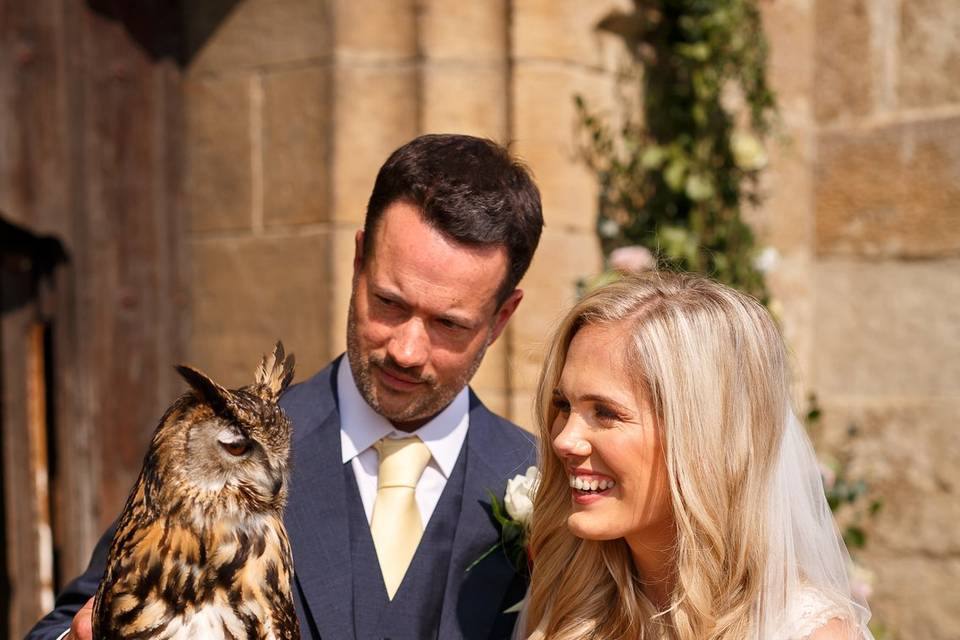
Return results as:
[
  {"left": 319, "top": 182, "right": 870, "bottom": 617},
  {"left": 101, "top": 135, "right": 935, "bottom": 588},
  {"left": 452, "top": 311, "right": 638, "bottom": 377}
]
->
[{"left": 346, "top": 201, "right": 522, "bottom": 431}]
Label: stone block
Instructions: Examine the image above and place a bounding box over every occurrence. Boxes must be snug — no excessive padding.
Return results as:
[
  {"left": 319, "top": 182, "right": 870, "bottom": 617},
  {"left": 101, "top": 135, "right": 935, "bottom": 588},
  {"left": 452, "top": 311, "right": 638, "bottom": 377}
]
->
[
  {"left": 419, "top": 0, "right": 507, "bottom": 62},
  {"left": 812, "top": 258, "right": 960, "bottom": 396},
  {"left": 508, "top": 226, "right": 603, "bottom": 401},
  {"left": 748, "top": 127, "right": 815, "bottom": 254},
  {"left": 815, "top": 398, "right": 960, "bottom": 557},
  {"left": 472, "top": 334, "right": 509, "bottom": 394},
  {"left": 764, "top": 250, "right": 815, "bottom": 385},
  {"left": 509, "top": 390, "right": 538, "bottom": 434},
  {"left": 262, "top": 65, "right": 331, "bottom": 226},
  {"left": 189, "top": 231, "right": 332, "bottom": 387},
  {"left": 813, "top": 0, "right": 873, "bottom": 124},
  {"left": 815, "top": 117, "right": 960, "bottom": 258},
  {"left": 421, "top": 65, "right": 508, "bottom": 139},
  {"left": 329, "top": 223, "right": 360, "bottom": 355},
  {"left": 513, "top": 63, "right": 617, "bottom": 234},
  {"left": 512, "top": 0, "right": 630, "bottom": 68},
  {"left": 861, "top": 554, "right": 960, "bottom": 639},
  {"left": 186, "top": 0, "right": 331, "bottom": 74},
  {"left": 761, "top": 0, "right": 815, "bottom": 111},
  {"left": 898, "top": 0, "right": 960, "bottom": 109},
  {"left": 184, "top": 75, "right": 252, "bottom": 233},
  {"left": 330, "top": 65, "right": 418, "bottom": 223},
  {"left": 333, "top": 0, "right": 416, "bottom": 59}
]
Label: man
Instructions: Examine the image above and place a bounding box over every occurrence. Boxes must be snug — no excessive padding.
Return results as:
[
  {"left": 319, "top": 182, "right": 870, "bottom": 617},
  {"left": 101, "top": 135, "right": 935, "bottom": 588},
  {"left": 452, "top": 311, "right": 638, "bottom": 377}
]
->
[{"left": 28, "top": 134, "right": 543, "bottom": 639}]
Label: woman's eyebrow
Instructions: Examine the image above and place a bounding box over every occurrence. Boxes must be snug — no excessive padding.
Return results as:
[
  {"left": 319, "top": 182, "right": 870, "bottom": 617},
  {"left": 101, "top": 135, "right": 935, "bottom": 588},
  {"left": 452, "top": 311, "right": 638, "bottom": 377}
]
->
[{"left": 555, "top": 387, "right": 628, "bottom": 409}]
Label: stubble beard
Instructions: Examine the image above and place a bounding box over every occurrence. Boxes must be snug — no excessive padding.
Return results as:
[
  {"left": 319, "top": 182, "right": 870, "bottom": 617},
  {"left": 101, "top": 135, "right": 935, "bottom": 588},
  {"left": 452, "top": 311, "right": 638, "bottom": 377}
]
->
[{"left": 346, "top": 297, "right": 490, "bottom": 425}]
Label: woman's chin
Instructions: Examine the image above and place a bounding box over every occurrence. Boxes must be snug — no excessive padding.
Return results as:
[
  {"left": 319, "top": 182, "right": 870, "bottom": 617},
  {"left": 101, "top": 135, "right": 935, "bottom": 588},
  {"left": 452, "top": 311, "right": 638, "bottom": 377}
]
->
[{"left": 566, "top": 512, "right": 620, "bottom": 541}]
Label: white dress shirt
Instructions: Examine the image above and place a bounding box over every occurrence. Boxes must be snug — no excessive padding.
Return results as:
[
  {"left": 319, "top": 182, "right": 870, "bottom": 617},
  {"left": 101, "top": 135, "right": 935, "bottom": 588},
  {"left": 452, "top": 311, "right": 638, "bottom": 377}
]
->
[{"left": 337, "top": 355, "right": 470, "bottom": 527}]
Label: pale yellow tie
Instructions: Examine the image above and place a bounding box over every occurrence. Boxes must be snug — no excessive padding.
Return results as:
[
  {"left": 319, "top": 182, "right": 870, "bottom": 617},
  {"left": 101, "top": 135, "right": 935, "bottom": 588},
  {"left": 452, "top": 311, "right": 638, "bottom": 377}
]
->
[{"left": 371, "top": 435, "right": 432, "bottom": 599}]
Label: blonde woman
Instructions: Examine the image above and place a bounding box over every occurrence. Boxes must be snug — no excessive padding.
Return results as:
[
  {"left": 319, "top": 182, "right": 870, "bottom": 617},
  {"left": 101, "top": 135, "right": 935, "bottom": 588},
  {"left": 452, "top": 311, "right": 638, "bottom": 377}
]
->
[{"left": 520, "top": 273, "right": 873, "bottom": 640}]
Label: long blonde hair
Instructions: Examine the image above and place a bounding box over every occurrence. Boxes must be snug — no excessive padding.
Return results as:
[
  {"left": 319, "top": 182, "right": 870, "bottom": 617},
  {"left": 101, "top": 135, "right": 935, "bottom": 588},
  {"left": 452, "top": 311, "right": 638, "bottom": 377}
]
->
[{"left": 525, "top": 272, "right": 792, "bottom": 640}]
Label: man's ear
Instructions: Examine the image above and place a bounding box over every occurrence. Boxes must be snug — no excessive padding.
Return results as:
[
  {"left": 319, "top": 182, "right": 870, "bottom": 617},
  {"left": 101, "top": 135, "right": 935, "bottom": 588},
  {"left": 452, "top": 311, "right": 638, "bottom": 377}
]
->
[
  {"left": 489, "top": 289, "right": 524, "bottom": 345},
  {"left": 353, "top": 230, "right": 365, "bottom": 277}
]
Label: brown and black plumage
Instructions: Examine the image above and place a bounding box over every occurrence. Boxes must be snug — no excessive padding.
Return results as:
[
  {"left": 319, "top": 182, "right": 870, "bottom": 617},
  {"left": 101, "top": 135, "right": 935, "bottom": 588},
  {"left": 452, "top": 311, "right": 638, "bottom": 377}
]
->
[{"left": 93, "top": 343, "right": 299, "bottom": 640}]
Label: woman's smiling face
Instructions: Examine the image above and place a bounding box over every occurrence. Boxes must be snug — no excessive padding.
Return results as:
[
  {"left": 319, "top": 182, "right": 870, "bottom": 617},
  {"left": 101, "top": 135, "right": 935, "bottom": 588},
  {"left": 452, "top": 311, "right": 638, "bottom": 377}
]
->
[{"left": 551, "top": 323, "right": 673, "bottom": 543}]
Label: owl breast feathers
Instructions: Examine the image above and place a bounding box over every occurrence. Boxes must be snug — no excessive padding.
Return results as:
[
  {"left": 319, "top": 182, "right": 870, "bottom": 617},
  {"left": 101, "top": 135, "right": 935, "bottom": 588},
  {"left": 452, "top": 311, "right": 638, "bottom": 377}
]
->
[{"left": 93, "top": 343, "right": 300, "bottom": 640}]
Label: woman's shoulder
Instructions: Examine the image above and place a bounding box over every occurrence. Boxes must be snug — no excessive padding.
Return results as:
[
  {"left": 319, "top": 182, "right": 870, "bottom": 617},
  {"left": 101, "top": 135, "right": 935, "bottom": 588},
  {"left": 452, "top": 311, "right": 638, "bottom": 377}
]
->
[{"left": 775, "top": 586, "right": 859, "bottom": 640}]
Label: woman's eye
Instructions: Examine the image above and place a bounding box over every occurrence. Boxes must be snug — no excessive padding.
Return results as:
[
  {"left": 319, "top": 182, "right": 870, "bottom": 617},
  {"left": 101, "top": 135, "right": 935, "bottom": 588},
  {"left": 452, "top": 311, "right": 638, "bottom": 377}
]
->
[
  {"left": 220, "top": 440, "right": 251, "bottom": 457},
  {"left": 551, "top": 396, "right": 570, "bottom": 413},
  {"left": 594, "top": 405, "right": 622, "bottom": 422}
]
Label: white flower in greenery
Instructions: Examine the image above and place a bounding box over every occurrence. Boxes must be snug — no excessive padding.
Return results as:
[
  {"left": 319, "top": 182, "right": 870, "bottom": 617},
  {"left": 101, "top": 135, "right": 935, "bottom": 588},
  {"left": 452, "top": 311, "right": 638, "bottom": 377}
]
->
[
  {"left": 504, "top": 466, "right": 540, "bottom": 526},
  {"left": 731, "top": 131, "right": 768, "bottom": 171},
  {"left": 609, "top": 245, "right": 657, "bottom": 274},
  {"left": 753, "top": 246, "right": 779, "bottom": 274},
  {"left": 598, "top": 218, "right": 620, "bottom": 239}
]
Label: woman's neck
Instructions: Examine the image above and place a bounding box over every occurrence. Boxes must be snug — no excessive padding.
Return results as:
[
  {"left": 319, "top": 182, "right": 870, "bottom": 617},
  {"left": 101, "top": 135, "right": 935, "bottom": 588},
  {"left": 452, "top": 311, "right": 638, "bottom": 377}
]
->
[{"left": 625, "top": 523, "right": 676, "bottom": 611}]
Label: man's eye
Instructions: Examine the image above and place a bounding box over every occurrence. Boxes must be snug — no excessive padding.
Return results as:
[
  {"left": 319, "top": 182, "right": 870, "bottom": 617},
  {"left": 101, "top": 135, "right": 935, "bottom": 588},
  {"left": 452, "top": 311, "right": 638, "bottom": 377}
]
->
[
  {"left": 438, "top": 318, "right": 464, "bottom": 331},
  {"left": 375, "top": 295, "right": 405, "bottom": 313}
]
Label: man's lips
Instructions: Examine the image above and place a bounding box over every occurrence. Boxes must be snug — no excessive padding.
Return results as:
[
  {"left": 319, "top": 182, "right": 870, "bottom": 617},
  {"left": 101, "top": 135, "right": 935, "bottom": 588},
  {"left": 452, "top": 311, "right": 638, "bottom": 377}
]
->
[{"left": 374, "top": 364, "right": 424, "bottom": 391}]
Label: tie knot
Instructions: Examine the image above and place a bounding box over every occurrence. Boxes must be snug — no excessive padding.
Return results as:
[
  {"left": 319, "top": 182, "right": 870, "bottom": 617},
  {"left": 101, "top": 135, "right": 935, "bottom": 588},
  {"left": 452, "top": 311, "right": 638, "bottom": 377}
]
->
[{"left": 374, "top": 436, "right": 432, "bottom": 489}]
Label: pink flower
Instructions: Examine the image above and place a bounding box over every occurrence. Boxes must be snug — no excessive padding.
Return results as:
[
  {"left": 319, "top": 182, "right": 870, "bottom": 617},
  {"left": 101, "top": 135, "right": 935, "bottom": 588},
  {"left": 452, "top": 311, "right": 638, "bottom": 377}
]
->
[
  {"left": 819, "top": 461, "right": 837, "bottom": 491},
  {"left": 850, "top": 562, "right": 875, "bottom": 602},
  {"left": 609, "top": 246, "right": 656, "bottom": 274}
]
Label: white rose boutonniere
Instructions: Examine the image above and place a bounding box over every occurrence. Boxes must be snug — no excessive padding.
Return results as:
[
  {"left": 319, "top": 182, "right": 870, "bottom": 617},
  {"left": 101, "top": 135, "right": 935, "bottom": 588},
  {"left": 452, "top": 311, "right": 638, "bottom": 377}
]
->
[
  {"left": 504, "top": 465, "right": 539, "bottom": 526},
  {"left": 467, "top": 466, "right": 540, "bottom": 575}
]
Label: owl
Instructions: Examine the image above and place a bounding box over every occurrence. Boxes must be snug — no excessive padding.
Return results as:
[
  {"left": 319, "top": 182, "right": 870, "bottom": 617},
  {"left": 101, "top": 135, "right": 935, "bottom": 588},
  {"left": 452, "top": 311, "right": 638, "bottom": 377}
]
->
[{"left": 92, "top": 343, "right": 299, "bottom": 640}]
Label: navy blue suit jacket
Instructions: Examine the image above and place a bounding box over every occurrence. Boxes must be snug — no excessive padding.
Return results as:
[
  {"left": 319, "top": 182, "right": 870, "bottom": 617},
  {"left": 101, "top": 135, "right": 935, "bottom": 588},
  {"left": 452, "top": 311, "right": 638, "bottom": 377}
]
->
[{"left": 27, "top": 358, "right": 537, "bottom": 639}]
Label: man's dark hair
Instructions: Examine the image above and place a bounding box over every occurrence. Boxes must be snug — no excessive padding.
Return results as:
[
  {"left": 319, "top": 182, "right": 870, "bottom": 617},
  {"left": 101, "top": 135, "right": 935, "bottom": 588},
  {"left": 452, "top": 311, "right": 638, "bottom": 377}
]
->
[{"left": 363, "top": 134, "right": 543, "bottom": 306}]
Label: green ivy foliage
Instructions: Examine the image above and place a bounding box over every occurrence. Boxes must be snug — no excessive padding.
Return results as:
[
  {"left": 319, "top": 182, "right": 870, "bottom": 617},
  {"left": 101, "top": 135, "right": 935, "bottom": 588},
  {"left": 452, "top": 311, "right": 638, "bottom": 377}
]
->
[{"left": 577, "top": 0, "right": 776, "bottom": 302}]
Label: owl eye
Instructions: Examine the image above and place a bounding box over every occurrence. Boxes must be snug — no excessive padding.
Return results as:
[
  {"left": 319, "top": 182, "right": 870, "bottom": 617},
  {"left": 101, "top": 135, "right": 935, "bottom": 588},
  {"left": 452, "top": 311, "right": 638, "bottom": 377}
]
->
[{"left": 220, "top": 440, "right": 251, "bottom": 457}]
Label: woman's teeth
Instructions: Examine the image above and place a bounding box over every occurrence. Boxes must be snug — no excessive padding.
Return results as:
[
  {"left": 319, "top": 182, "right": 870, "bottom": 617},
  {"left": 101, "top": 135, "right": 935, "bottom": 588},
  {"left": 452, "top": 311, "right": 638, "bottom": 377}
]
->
[{"left": 568, "top": 476, "right": 616, "bottom": 492}]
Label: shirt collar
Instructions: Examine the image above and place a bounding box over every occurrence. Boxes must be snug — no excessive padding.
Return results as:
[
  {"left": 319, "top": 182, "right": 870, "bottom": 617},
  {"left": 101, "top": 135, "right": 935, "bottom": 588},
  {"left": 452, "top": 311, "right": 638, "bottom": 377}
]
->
[{"left": 338, "top": 354, "right": 470, "bottom": 478}]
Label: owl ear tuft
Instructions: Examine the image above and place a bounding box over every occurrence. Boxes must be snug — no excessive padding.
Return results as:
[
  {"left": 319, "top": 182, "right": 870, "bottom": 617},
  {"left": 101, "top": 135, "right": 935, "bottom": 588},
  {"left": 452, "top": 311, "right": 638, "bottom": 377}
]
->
[
  {"left": 255, "top": 341, "right": 296, "bottom": 399},
  {"left": 176, "top": 365, "right": 231, "bottom": 413}
]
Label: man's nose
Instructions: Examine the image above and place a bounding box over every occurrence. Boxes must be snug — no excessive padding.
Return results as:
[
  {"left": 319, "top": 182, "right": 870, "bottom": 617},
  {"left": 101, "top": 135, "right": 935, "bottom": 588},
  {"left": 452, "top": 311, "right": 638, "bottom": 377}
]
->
[
  {"left": 552, "top": 414, "right": 592, "bottom": 459},
  {"left": 387, "top": 318, "right": 430, "bottom": 369}
]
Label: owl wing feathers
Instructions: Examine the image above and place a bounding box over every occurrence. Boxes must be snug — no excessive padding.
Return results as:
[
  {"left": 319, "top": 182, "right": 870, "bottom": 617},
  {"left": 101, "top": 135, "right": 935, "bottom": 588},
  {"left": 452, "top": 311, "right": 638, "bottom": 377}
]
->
[
  {"left": 94, "top": 475, "right": 174, "bottom": 639},
  {"left": 96, "top": 492, "right": 300, "bottom": 639}
]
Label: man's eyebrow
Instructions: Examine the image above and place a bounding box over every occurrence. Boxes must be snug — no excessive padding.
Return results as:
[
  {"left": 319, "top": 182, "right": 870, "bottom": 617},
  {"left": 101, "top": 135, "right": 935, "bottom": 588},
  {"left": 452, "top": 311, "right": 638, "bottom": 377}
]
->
[
  {"left": 370, "top": 284, "right": 405, "bottom": 301},
  {"left": 371, "top": 284, "right": 477, "bottom": 326},
  {"left": 438, "top": 310, "right": 476, "bottom": 327}
]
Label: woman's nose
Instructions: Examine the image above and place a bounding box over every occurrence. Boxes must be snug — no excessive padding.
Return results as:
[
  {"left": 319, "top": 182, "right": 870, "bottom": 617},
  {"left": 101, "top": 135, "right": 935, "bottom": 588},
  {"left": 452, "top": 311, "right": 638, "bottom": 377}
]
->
[{"left": 552, "top": 416, "right": 592, "bottom": 459}]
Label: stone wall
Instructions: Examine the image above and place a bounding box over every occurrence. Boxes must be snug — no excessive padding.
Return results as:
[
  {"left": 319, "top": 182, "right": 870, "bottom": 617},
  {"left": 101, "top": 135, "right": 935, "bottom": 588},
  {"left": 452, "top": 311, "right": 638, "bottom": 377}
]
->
[
  {"left": 179, "top": 1, "right": 957, "bottom": 637},
  {"left": 808, "top": 1, "right": 960, "bottom": 637}
]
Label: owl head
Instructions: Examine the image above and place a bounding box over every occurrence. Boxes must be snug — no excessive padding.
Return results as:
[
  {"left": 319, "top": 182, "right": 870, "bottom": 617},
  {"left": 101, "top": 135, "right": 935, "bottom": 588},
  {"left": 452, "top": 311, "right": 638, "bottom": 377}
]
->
[{"left": 147, "top": 342, "right": 296, "bottom": 519}]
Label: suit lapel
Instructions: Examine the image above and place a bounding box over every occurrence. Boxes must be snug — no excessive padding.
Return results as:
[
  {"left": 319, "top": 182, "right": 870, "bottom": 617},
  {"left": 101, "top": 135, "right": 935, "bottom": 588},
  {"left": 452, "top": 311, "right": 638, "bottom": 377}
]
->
[
  {"left": 283, "top": 362, "right": 355, "bottom": 639},
  {"left": 438, "top": 398, "right": 526, "bottom": 640}
]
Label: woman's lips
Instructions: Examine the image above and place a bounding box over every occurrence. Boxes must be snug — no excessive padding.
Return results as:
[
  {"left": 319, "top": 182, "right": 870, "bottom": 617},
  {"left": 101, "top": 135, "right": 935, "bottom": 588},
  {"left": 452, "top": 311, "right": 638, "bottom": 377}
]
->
[{"left": 567, "top": 472, "right": 617, "bottom": 505}]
